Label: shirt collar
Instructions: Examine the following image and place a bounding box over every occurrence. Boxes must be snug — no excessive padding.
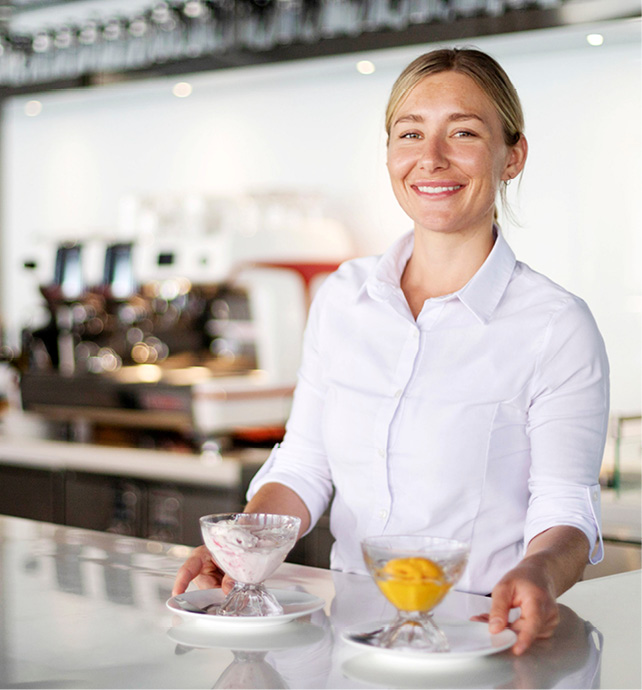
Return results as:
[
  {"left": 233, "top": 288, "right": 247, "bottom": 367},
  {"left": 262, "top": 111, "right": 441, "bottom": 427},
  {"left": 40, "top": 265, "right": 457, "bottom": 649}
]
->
[
  {"left": 361, "top": 231, "right": 414, "bottom": 301},
  {"left": 362, "top": 227, "right": 516, "bottom": 324}
]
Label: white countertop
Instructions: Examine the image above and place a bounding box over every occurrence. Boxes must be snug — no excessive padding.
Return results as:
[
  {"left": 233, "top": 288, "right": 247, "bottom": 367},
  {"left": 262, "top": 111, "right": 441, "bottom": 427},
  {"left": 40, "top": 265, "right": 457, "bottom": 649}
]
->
[
  {"left": 0, "top": 435, "right": 269, "bottom": 487},
  {"left": 0, "top": 515, "right": 639, "bottom": 689}
]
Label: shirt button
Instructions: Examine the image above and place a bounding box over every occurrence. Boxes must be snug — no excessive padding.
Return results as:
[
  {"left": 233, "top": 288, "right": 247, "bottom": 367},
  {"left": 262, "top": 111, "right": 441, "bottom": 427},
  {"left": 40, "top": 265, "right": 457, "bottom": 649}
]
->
[
  {"left": 378, "top": 509, "right": 388, "bottom": 519},
  {"left": 377, "top": 448, "right": 386, "bottom": 458},
  {"left": 394, "top": 389, "right": 402, "bottom": 399},
  {"left": 592, "top": 489, "right": 599, "bottom": 501}
]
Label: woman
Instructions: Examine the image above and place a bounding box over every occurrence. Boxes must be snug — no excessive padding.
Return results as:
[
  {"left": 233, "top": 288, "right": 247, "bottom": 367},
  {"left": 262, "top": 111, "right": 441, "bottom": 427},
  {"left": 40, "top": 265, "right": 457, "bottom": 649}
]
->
[{"left": 173, "top": 48, "right": 609, "bottom": 656}]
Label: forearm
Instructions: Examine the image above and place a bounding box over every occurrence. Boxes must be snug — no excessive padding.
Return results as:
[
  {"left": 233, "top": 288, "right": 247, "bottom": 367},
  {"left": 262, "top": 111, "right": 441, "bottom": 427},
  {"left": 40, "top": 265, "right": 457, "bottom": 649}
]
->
[
  {"left": 244, "top": 482, "right": 311, "bottom": 538},
  {"left": 522, "top": 525, "right": 590, "bottom": 597}
]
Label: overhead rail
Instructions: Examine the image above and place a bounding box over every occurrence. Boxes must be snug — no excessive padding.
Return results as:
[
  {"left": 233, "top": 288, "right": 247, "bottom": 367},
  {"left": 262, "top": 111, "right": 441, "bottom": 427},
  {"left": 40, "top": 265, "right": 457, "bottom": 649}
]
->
[{"left": 0, "top": 0, "right": 639, "bottom": 95}]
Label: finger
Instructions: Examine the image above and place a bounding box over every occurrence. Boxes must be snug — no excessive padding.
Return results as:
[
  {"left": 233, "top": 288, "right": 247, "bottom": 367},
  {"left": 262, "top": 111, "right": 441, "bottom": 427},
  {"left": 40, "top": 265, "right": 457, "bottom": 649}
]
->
[
  {"left": 470, "top": 614, "right": 490, "bottom": 624},
  {"left": 510, "top": 596, "right": 559, "bottom": 655},
  {"left": 221, "top": 573, "right": 235, "bottom": 595},
  {"left": 512, "top": 623, "right": 538, "bottom": 656},
  {"left": 172, "top": 560, "right": 201, "bottom": 596},
  {"left": 193, "top": 572, "right": 225, "bottom": 591},
  {"left": 509, "top": 612, "right": 558, "bottom": 640},
  {"left": 488, "top": 582, "right": 514, "bottom": 634},
  {"left": 172, "top": 547, "right": 214, "bottom": 596}
]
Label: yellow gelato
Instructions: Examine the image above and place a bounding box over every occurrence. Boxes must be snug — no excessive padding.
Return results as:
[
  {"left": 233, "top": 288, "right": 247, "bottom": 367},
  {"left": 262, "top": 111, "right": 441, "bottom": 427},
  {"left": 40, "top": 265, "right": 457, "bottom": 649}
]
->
[{"left": 375, "top": 557, "right": 450, "bottom": 611}]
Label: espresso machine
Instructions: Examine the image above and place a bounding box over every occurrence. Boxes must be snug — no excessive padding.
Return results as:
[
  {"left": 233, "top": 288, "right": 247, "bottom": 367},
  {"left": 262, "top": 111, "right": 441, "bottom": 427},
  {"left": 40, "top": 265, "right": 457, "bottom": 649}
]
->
[{"left": 16, "top": 193, "right": 352, "bottom": 450}]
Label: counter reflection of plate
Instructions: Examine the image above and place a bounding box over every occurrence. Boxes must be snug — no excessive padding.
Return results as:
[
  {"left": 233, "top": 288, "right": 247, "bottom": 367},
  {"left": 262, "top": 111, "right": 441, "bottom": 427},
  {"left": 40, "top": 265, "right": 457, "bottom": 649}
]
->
[
  {"left": 166, "top": 589, "right": 325, "bottom": 628},
  {"left": 342, "top": 619, "right": 516, "bottom": 662},
  {"left": 342, "top": 652, "right": 515, "bottom": 689},
  {"left": 168, "top": 618, "right": 326, "bottom": 651}
]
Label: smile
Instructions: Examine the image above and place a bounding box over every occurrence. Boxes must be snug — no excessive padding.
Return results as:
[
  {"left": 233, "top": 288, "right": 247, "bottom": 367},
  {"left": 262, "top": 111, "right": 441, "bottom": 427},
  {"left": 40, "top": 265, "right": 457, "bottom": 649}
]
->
[{"left": 416, "top": 185, "right": 463, "bottom": 194}]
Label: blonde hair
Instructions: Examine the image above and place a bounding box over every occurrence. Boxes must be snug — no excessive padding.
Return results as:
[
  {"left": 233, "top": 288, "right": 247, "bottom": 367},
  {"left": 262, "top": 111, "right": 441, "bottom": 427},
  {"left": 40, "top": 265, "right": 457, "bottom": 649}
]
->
[
  {"left": 386, "top": 48, "right": 525, "bottom": 218},
  {"left": 386, "top": 48, "right": 524, "bottom": 144}
]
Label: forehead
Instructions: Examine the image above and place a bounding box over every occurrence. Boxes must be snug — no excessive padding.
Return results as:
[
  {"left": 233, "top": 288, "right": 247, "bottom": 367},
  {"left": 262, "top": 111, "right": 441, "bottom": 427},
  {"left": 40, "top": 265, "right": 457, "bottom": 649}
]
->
[{"left": 395, "top": 70, "right": 499, "bottom": 121}]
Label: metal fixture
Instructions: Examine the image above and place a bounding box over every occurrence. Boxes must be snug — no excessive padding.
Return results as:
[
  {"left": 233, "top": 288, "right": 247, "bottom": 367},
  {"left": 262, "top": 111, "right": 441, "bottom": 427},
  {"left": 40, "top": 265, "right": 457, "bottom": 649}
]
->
[{"left": 0, "top": 0, "right": 639, "bottom": 94}]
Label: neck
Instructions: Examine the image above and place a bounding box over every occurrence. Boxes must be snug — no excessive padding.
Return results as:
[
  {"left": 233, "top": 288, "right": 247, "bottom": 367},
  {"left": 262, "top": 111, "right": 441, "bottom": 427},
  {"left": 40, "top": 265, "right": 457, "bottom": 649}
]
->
[{"left": 401, "top": 225, "right": 495, "bottom": 318}]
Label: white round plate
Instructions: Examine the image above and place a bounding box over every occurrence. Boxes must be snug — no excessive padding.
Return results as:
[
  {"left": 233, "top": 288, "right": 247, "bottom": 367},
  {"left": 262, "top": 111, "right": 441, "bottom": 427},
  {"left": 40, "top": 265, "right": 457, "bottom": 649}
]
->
[
  {"left": 166, "top": 588, "right": 325, "bottom": 628},
  {"left": 342, "top": 618, "right": 516, "bottom": 662},
  {"left": 168, "top": 618, "right": 326, "bottom": 651}
]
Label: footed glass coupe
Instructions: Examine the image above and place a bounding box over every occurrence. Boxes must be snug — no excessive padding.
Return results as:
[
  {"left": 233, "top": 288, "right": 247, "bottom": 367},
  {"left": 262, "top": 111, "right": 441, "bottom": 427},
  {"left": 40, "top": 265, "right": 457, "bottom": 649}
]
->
[
  {"left": 200, "top": 513, "right": 300, "bottom": 617},
  {"left": 362, "top": 535, "right": 470, "bottom": 652}
]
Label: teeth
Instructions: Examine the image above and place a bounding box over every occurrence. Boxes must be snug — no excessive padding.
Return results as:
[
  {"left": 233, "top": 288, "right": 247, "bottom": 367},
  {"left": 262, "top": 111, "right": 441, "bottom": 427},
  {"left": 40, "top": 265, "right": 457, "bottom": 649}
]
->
[{"left": 417, "top": 185, "right": 462, "bottom": 194}]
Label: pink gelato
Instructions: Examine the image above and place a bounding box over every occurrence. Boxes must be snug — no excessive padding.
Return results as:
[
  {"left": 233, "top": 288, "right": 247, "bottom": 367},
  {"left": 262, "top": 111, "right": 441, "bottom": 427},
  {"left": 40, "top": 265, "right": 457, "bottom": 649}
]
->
[{"left": 202, "top": 519, "right": 297, "bottom": 584}]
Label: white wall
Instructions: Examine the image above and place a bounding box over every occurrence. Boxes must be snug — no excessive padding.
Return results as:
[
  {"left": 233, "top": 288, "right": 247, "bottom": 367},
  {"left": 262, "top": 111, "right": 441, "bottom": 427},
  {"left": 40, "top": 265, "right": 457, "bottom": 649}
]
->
[{"left": 2, "top": 19, "right": 640, "bottom": 416}]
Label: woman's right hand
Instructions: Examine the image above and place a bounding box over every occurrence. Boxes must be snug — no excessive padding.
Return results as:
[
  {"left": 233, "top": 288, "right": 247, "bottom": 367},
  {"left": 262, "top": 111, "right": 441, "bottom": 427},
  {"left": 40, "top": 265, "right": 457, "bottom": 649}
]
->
[
  {"left": 172, "top": 484, "right": 310, "bottom": 597},
  {"left": 172, "top": 545, "right": 234, "bottom": 596}
]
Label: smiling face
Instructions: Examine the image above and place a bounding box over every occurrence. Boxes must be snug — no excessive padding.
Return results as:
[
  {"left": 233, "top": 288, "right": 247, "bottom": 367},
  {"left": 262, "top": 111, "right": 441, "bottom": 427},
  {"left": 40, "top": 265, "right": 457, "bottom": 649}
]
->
[{"left": 386, "top": 70, "right": 527, "bottom": 241}]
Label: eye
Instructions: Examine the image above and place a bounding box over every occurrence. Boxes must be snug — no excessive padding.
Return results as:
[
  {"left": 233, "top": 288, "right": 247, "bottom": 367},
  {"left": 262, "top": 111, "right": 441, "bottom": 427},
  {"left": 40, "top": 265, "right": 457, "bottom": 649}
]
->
[
  {"left": 400, "top": 131, "right": 422, "bottom": 140},
  {"left": 453, "top": 130, "right": 476, "bottom": 138}
]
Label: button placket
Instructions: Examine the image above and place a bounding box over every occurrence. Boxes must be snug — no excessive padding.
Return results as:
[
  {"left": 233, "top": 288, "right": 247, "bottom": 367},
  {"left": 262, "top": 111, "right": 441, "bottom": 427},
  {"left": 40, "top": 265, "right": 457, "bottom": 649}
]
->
[
  {"left": 417, "top": 301, "right": 446, "bottom": 331},
  {"left": 370, "top": 326, "right": 421, "bottom": 534}
]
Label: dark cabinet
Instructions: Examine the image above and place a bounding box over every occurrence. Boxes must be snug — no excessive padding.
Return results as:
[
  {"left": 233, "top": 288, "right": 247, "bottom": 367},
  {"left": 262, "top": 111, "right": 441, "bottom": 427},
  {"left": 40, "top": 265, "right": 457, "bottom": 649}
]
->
[
  {"left": 289, "top": 514, "right": 334, "bottom": 569},
  {"left": 0, "top": 463, "right": 333, "bottom": 568},
  {"left": 64, "top": 471, "right": 244, "bottom": 546},
  {"left": 64, "top": 473, "right": 146, "bottom": 537},
  {"left": 0, "top": 465, "right": 64, "bottom": 524}
]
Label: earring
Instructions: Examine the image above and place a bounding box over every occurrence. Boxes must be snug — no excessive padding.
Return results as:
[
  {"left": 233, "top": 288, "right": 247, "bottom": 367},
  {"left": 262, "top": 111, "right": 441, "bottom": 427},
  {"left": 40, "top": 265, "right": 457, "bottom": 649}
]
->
[{"left": 504, "top": 178, "right": 512, "bottom": 186}]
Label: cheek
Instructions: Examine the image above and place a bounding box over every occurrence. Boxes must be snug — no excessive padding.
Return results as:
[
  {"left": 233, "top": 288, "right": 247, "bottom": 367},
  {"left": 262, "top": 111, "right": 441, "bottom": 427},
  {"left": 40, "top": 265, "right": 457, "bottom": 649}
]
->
[
  {"left": 458, "top": 150, "right": 503, "bottom": 186},
  {"left": 387, "top": 149, "right": 414, "bottom": 180}
]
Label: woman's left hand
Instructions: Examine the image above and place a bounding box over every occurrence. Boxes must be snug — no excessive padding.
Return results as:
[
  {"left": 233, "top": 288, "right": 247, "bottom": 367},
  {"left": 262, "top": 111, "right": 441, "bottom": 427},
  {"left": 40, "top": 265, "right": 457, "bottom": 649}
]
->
[
  {"left": 473, "top": 525, "right": 590, "bottom": 655},
  {"left": 484, "top": 561, "right": 560, "bottom": 655}
]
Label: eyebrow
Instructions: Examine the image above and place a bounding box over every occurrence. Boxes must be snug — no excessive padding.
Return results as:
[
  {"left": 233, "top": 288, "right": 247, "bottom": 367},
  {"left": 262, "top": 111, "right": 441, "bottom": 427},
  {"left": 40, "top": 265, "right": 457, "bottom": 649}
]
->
[{"left": 393, "top": 112, "right": 487, "bottom": 127}]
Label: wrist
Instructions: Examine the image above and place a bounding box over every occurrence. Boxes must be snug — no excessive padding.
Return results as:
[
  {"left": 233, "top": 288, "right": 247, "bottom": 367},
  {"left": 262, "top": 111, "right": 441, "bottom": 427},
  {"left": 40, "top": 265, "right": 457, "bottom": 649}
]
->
[{"left": 517, "top": 552, "right": 559, "bottom": 598}]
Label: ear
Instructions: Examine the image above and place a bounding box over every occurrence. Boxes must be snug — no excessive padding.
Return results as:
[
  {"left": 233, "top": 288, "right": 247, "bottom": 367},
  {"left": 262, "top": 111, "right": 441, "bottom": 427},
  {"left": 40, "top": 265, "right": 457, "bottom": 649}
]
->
[{"left": 503, "top": 134, "right": 528, "bottom": 182}]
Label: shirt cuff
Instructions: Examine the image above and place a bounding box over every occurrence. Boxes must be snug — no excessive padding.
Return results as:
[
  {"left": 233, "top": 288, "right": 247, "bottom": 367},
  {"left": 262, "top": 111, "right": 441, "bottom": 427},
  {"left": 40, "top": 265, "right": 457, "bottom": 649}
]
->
[
  {"left": 246, "top": 444, "right": 331, "bottom": 537},
  {"left": 524, "top": 483, "right": 604, "bottom": 564}
]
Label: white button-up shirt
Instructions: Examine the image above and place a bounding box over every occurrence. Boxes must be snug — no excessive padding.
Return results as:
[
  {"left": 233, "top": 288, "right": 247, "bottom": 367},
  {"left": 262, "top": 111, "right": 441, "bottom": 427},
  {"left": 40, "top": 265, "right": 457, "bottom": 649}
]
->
[{"left": 248, "top": 230, "right": 609, "bottom": 594}]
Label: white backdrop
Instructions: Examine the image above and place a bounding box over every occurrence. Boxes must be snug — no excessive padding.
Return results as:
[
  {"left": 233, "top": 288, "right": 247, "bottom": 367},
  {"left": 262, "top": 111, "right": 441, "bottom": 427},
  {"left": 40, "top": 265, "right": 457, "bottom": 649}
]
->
[{"left": 1, "top": 19, "right": 640, "bottom": 416}]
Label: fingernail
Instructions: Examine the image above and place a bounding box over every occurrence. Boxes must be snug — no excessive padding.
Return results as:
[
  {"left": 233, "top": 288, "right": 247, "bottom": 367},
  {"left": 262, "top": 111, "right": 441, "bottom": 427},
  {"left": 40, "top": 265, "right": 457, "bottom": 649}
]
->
[{"left": 489, "top": 617, "right": 504, "bottom": 632}]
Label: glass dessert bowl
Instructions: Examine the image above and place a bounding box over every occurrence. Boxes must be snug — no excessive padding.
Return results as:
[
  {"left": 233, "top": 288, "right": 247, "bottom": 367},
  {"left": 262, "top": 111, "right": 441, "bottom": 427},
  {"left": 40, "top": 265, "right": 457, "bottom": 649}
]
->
[
  {"left": 362, "top": 535, "right": 470, "bottom": 652},
  {"left": 200, "top": 513, "right": 300, "bottom": 617}
]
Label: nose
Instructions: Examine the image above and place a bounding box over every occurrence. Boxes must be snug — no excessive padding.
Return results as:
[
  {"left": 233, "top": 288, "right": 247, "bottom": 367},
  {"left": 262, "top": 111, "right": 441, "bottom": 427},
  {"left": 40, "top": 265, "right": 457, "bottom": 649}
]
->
[{"left": 418, "top": 134, "right": 449, "bottom": 172}]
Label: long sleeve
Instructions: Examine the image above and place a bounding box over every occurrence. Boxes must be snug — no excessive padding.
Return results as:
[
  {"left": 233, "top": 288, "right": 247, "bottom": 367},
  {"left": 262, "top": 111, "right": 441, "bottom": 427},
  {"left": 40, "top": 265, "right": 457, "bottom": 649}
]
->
[
  {"left": 524, "top": 296, "right": 610, "bottom": 563},
  {"left": 247, "top": 280, "right": 335, "bottom": 533}
]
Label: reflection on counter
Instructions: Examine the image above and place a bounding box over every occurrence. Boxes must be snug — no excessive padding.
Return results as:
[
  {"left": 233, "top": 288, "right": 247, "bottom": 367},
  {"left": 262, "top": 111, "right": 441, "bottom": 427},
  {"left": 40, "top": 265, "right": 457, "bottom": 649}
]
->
[
  {"left": 337, "top": 608, "right": 603, "bottom": 690},
  {"left": 168, "top": 619, "right": 328, "bottom": 689},
  {"left": 1, "top": 515, "right": 632, "bottom": 690},
  {"left": 17, "top": 522, "right": 184, "bottom": 614},
  {"left": 164, "top": 576, "right": 604, "bottom": 690}
]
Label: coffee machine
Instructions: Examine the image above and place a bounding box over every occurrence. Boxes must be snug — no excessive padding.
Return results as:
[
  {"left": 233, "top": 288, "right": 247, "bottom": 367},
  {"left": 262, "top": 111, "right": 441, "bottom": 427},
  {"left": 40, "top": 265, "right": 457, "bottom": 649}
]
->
[{"left": 16, "top": 193, "right": 353, "bottom": 449}]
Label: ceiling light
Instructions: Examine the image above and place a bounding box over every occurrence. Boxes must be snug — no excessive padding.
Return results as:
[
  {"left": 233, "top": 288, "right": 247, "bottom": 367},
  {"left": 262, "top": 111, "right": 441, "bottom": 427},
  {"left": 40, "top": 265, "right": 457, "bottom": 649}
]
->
[
  {"left": 25, "top": 100, "right": 43, "bottom": 117},
  {"left": 356, "top": 60, "right": 375, "bottom": 75},
  {"left": 586, "top": 34, "right": 604, "bottom": 46},
  {"left": 172, "top": 81, "right": 193, "bottom": 97}
]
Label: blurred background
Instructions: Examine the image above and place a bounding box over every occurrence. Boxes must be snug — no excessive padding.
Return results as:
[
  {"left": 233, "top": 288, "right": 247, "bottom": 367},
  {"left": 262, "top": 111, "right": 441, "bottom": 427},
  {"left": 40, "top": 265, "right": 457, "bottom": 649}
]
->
[{"left": 0, "top": 0, "right": 639, "bottom": 576}]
